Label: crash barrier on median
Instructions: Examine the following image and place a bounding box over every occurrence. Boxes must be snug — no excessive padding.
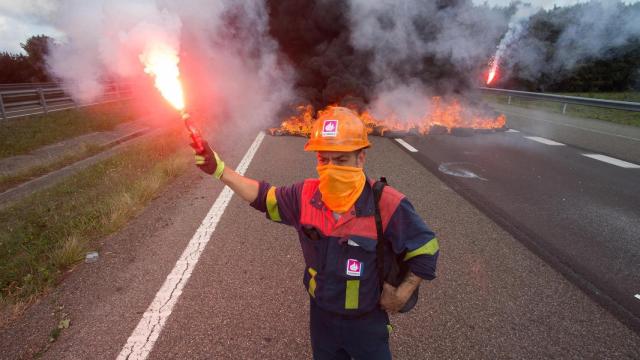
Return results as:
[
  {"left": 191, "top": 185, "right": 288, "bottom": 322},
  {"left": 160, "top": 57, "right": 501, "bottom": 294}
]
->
[
  {"left": 0, "top": 82, "right": 133, "bottom": 120},
  {"left": 479, "top": 87, "right": 640, "bottom": 114}
]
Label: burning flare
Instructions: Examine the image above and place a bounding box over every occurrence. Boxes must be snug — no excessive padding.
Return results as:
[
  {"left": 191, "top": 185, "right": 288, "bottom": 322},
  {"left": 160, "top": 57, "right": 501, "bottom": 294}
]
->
[
  {"left": 139, "top": 43, "right": 205, "bottom": 153},
  {"left": 140, "top": 43, "right": 185, "bottom": 111},
  {"left": 487, "top": 57, "right": 499, "bottom": 85},
  {"left": 270, "top": 98, "right": 506, "bottom": 137}
]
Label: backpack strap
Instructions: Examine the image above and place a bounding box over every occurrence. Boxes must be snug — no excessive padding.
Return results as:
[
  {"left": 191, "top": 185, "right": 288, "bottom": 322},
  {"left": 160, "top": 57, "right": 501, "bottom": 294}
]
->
[{"left": 372, "top": 177, "right": 388, "bottom": 292}]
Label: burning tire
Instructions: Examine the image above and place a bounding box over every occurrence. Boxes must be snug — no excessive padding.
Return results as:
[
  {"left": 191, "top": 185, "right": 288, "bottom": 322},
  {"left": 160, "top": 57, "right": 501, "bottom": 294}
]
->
[
  {"left": 428, "top": 125, "right": 449, "bottom": 135},
  {"left": 382, "top": 130, "right": 410, "bottom": 138},
  {"left": 450, "top": 128, "right": 475, "bottom": 137}
]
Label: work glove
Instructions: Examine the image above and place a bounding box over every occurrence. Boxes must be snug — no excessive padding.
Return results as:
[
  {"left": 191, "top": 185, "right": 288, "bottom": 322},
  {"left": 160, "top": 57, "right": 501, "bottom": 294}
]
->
[{"left": 193, "top": 140, "right": 225, "bottom": 179}]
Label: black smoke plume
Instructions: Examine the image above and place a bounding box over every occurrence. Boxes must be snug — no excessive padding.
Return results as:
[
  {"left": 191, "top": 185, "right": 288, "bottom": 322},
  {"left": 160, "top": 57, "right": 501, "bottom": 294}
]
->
[{"left": 267, "top": 0, "right": 508, "bottom": 112}]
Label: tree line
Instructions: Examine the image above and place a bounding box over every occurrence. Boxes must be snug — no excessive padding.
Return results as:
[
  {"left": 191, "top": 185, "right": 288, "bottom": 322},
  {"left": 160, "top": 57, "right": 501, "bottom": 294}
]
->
[
  {"left": 0, "top": 35, "right": 52, "bottom": 83},
  {"left": 500, "top": 2, "right": 640, "bottom": 92}
]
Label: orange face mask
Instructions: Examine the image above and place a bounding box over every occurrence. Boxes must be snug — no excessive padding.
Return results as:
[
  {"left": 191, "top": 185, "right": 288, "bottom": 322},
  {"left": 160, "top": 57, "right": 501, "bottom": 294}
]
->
[{"left": 316, "top": 163, "right": 366, "bottom": 213}]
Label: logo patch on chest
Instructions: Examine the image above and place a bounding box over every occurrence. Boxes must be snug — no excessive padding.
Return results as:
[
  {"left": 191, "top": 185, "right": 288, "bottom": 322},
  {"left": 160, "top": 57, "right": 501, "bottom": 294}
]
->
[{"left": 346, "top": 259, "right": 362, "bottom": 276}]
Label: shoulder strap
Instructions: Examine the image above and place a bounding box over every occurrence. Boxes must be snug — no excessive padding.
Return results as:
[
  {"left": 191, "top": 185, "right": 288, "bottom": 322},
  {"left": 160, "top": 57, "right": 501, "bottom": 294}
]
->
[{"left": 372, "top": 177, "right": 388, "bottom": 291}]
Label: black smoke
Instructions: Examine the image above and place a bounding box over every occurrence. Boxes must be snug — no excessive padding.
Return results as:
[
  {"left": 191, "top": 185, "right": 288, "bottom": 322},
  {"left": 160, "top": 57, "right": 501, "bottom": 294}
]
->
[
  {"left": 266, "top": 0, "right": 509, "bottom": 110},
  {"left": 266, "top": 0, "right": 372, "bottom": 108}
]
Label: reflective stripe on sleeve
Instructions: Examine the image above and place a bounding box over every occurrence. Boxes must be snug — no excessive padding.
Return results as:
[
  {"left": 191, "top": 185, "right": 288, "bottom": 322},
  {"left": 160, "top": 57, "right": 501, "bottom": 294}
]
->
[
  {"left": 345, "top": 280, "right": 359, "bottom": 309},
  {"left": 266, "top": 186, "right": 282, "bottom": 222},
  {"left": 403, "top": 237, "right": 439, "bottom": 261},
  {"left": 308, "top": 267, "right": 317, "bottom": 298}
]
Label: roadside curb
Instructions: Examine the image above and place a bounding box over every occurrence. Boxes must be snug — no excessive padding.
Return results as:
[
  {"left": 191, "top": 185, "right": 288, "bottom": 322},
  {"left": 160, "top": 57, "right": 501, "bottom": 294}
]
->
[
  {"left": 101, "top": 126, "right": 150, "bottom": 149},
  {"left": 0, "top": 126, "right": 168, "bottom": 209}
]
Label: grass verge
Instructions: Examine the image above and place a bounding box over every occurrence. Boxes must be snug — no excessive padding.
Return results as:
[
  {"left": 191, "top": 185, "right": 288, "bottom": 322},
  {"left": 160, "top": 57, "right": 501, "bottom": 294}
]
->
[
  {"left": 0, "top": 126, "right": 189, "bottom": 309},
  {"left": 0, "top": 143, "right": 104, "bottom": 193},
  {"left": 483, "top": 92, "right": 640, "bottom": 127},
  {"left": 0, "top": 100, "right": 135, "bottom": 159}
]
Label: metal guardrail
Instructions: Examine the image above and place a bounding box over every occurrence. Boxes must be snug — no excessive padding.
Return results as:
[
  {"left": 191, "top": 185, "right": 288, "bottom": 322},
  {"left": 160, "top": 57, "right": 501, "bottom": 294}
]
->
[
  {"left": 0, "top": 82, "right": 60, "bottom": 92},
  {"left": 0, "top": 82, "right": 132, "bottom": 120},
  {"left": 479, "top": 87, "right": 640, "bottom": 114}
]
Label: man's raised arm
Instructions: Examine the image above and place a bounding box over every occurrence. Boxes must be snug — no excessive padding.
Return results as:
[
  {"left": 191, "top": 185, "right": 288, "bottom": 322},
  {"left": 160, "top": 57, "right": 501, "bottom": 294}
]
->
[{"left": 194, "top": 141, "right": 259, "bottom": 203}]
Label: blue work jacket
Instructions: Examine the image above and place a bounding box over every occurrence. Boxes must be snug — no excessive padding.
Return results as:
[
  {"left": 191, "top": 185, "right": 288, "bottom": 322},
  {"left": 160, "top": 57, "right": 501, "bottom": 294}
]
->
[{"left": 251, "top": 178, "right": 439, "bottom": 316}]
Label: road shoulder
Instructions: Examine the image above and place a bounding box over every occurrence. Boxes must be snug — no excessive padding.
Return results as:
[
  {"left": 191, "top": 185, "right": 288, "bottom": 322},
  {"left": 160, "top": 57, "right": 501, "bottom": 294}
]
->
[
  {"left": 2, "top": 133, "right": 638, "bottom": 359},
  {"left": 490, "top": 103, "right": 640, "bottom": 163}
]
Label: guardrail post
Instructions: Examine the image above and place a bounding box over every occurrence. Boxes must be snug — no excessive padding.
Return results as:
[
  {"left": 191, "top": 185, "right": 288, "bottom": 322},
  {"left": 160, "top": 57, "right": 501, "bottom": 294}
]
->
[
  {"left": 0, "top": 94, "right": 6, "bottom": 120},
  {"left": 507, "top": 95, "right": 512, "bottom": 105},
  {"left": 562, "top": 103, "right": 567, "bottom": 114},
  {"left": 38, "top": 88, "right": 48, "bottom": 114}
]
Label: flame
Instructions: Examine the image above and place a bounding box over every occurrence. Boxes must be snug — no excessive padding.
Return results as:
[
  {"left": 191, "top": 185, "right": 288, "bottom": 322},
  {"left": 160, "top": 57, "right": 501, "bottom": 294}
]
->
[
  {"left": 270, "top": 97, "right": 506, "bottom": 137},
  {"left": 140, "top": 43, "right": 185, "bottom": 111}
]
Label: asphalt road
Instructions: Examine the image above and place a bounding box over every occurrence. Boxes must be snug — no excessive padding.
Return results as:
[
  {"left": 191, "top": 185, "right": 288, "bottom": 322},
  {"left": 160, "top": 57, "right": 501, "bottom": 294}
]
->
[
  {"left": 1, "top": 114, "right": 640, "bottom": 359},
  {"left": 396, "top": 128, "right": 640, "bottom": 331}
]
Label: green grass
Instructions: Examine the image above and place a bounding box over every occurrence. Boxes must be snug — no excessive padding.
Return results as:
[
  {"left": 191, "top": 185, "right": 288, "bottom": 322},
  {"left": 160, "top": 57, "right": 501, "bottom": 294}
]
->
[
  {"left": 0, "top": 143, "right": 104, "bottom": 193},
  {"left": 0, "top": 127, "right": 189, "bottom": 306},
  {"left": 483, "top": 92, "right": 640, "bottom": 127},
  {"left": 0, "top": 101, "right": 135, "bottom": 159}
]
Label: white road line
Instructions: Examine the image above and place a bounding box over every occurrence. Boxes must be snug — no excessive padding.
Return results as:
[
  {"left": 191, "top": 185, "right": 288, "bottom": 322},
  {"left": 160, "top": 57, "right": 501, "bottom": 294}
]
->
[
  {"left": 524, "top": 136, "right": 565, "bottom": 146},
  {"left": 498, "top": 109, "right": 640, "bottom": 143},
  {"left": 582, "top": 154, "right": 640, "bottom": 169},
  {"left": 635, "top": 294, "right": 640, "bottom": 300},
  {"left": 395, "top": 138, "right": 418, "bottom": 152},
  {"left": 506, "top": 129, "right": 520, "bottom": 133},
  {"left": 117, "top": 132, "right": 266, "bottom": 360}
]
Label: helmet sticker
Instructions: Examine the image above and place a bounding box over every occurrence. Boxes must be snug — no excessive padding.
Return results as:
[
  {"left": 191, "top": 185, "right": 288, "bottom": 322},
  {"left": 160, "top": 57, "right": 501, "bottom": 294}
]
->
[{"left": 321, "top": 119, "right": 338, "bottom": 137}]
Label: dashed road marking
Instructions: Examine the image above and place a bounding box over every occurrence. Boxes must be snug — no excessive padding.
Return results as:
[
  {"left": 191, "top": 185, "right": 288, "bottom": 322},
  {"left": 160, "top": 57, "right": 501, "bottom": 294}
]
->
[
  {"left": 498, "top": 108, "right": 640, "bottom": 142},
  {"left": 506, "top": 129, "right": 520, "bottom": 133},
  {"left": 524, "top": 136, "right": 565, "bottom": 146},
  {"left": 395, "top": 138, "right": 418, "bottom": 152},
  {"left": 582, "top": 154, "right": 640, "bottom": 169},
  {"left": 635, "top": 294, "right": 640, "bottom": 300},
  {"left": 117, "top": 131, "right": 266, "bottom": 360}
]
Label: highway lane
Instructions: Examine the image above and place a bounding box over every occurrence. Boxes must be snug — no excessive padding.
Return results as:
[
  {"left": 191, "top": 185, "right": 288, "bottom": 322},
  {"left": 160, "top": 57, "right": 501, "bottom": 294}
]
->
[
  {"left": 395, "top": 128, "right": 640, "bottom": 331},
  {"left": 145, "top": 135, "right": 640, "bottom": 359},
  {"left": 2, "top": 128, "right": 639, "bottom": 359},
  {"left": 490, "top": 103, "right": 640, "bottom": 163}
]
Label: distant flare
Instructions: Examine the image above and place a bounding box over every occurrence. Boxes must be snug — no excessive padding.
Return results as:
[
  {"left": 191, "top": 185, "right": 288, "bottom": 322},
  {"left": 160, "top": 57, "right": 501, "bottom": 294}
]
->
[{"left": 486, "top": 58, "right": 499, "bottom": 85}]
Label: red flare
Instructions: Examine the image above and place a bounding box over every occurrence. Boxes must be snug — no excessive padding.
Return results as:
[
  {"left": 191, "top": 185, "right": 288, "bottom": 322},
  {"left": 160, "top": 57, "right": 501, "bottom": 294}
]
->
[{"left": 486, "top": 58, "right": 499, "bottom": 85}]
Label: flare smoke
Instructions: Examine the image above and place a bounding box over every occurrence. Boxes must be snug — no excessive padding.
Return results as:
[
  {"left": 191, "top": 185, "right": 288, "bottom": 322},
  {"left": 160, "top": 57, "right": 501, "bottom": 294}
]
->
[
  {"left": 46, "top": 0, "right": 294, "bottom": 129},
  {"left": 41, "top": 0, "right": 640, "bottom": 128}
]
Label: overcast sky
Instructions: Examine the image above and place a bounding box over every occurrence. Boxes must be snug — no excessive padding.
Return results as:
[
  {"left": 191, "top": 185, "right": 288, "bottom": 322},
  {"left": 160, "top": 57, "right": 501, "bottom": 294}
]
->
[{"left": 0, "top": 0, "right": 637, "bottom": 54}]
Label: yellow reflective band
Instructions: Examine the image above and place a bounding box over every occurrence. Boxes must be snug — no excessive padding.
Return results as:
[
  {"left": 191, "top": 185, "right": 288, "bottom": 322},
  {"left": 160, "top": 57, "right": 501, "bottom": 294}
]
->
[
  {"left": 266, "top": 187, "right": 282, "bottom": 222},
  {"left": 387, "top": 324, "right": 393, "bottom": 334},
  {"left": 213, "top": 152, "right": 225, "bottom": 180},
  {"left": 345, "top": 280, "right": 359, "bottom": 309},
  {"left": 404, "top": 237, "right": 439, "bottom": 261},
  {"left": 308, "top": 267, "right": 317, "bottom": 298}
]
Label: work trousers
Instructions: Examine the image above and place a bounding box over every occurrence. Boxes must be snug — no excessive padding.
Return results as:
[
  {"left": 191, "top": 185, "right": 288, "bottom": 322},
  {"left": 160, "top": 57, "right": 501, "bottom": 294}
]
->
[{"left": 310, "top": 299, "right": 392, "bottom": 360}]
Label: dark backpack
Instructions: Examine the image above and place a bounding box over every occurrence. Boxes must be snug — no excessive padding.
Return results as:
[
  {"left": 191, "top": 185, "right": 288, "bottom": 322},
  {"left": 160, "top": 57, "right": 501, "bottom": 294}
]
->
[{"left": 372, "top": 177, "right": 419, "bottom": 313}]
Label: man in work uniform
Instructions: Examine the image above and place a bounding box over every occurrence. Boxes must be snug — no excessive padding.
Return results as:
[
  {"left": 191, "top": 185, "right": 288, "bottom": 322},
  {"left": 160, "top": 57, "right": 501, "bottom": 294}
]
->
[{"left": 194, "top": 106, "right": 439, "bottom": 359}]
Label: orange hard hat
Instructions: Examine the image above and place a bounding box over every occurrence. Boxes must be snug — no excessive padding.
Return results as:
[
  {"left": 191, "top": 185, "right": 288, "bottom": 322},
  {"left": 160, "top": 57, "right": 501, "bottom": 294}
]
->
[{"left": 304, "top": 106, "right": 371, "bottom": 152}]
